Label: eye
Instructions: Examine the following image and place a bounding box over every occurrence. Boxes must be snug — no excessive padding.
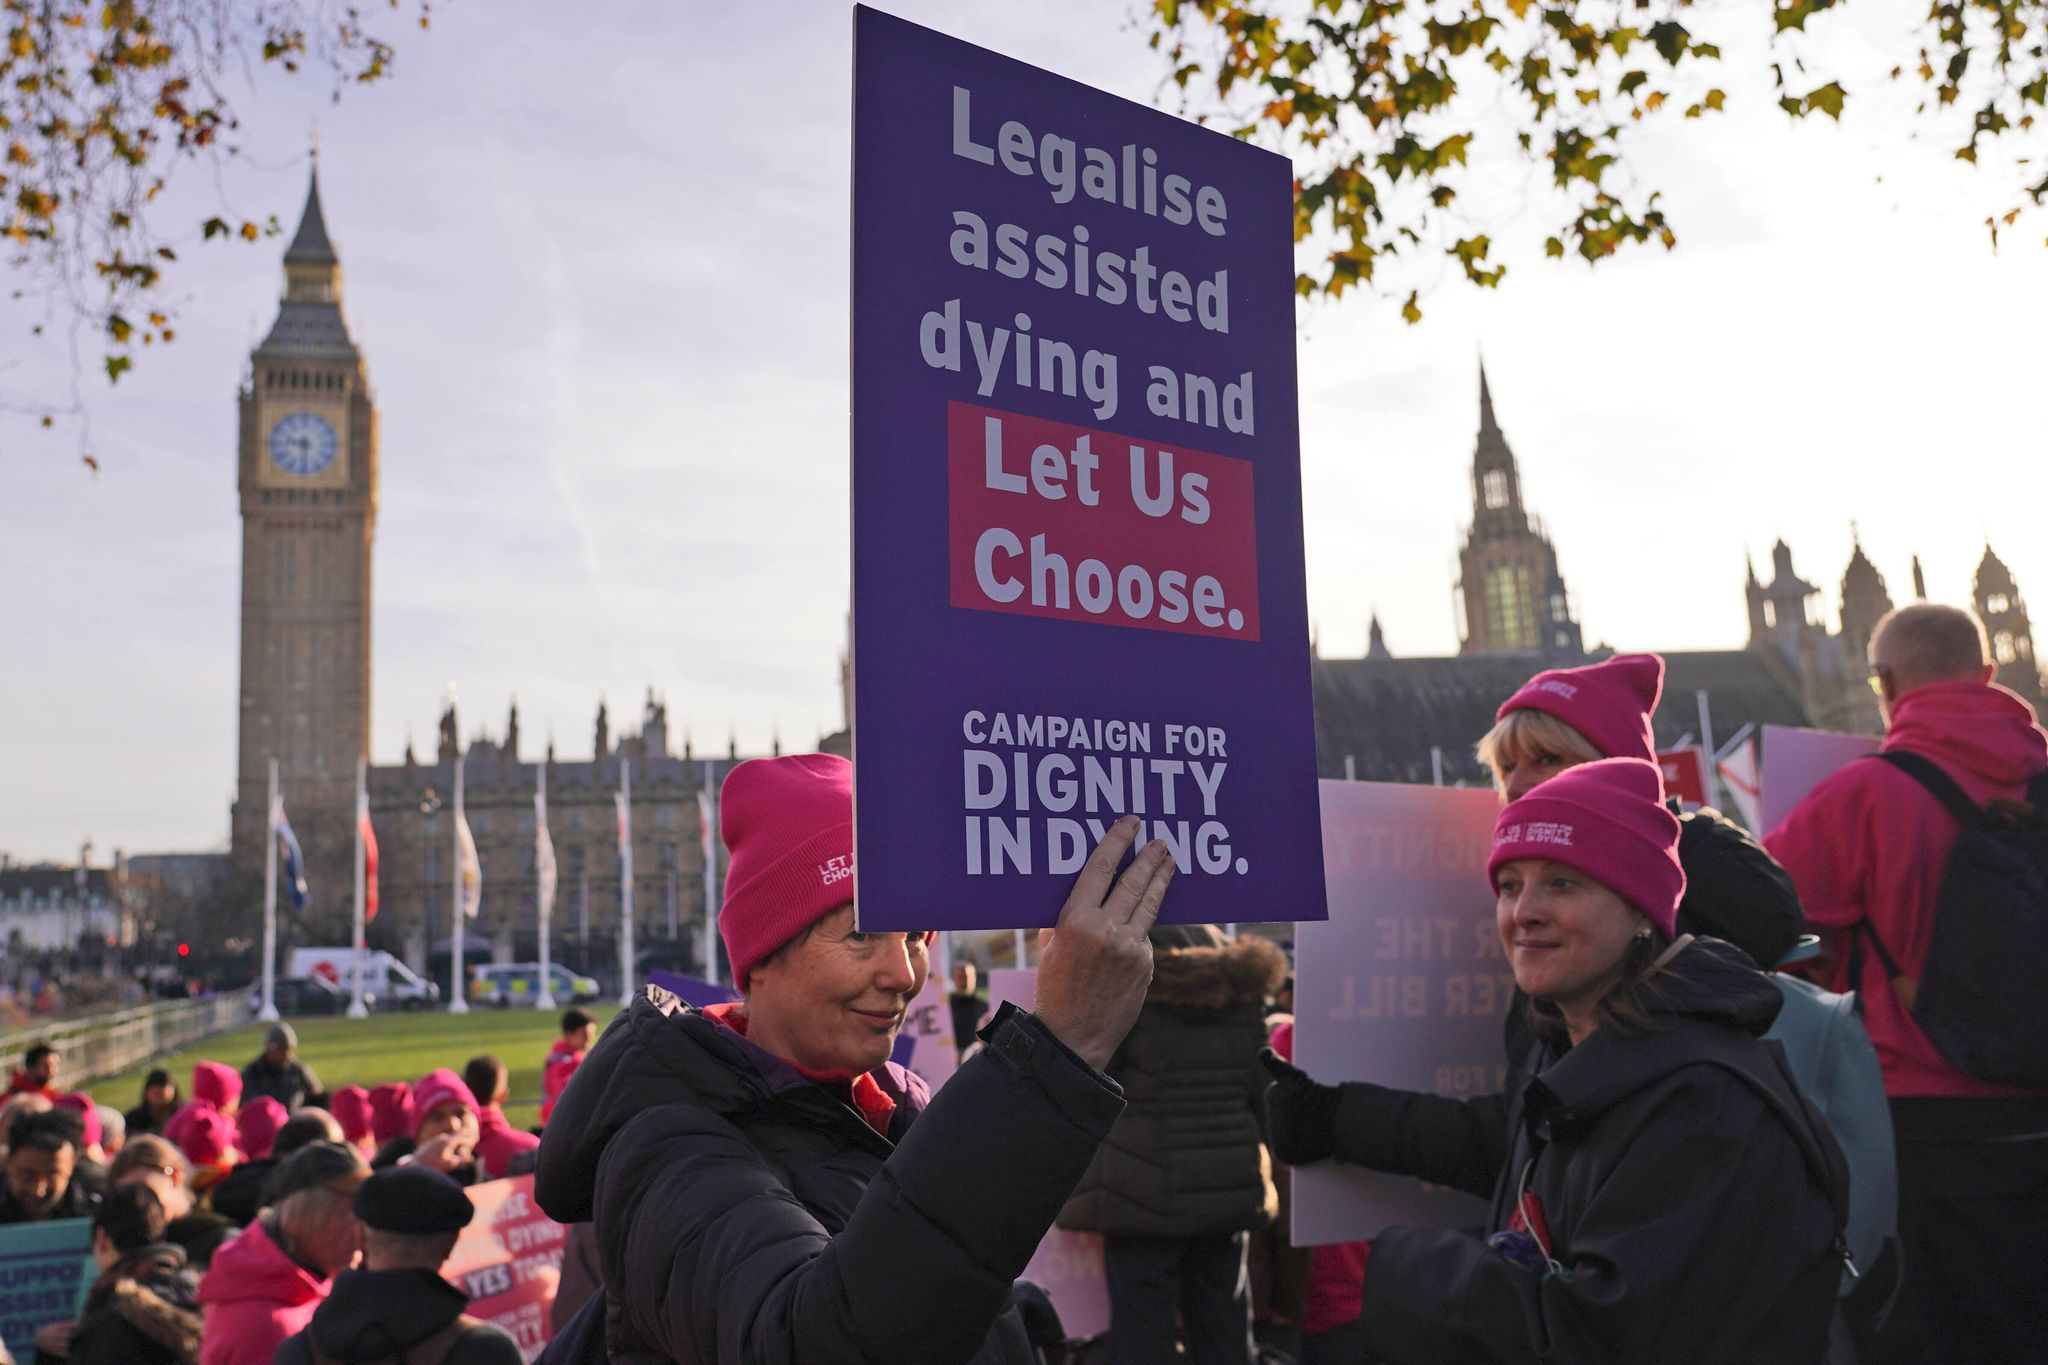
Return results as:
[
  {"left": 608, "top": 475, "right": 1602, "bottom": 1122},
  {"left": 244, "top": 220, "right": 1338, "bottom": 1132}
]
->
[
  {"left": 844, "top": 929, "right": 873, "bottom": 944},
  {"left": 906, "top": 931, "right": 934, "bottom": 948},
  {"left": 1497, "top": 877, "right": 1521, "bottom": 897},
  {"left": 1549, "top": 875, "right": 1576, "bottom": 892},
  {"left": 1534, "top": 752, "right": 1563, "bottom": 769}
]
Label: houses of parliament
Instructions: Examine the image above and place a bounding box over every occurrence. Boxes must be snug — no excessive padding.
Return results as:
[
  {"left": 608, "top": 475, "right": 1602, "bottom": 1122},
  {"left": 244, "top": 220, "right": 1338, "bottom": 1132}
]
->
[{"left": 205, "top": 173, "right": 2045, "bottom": 972}]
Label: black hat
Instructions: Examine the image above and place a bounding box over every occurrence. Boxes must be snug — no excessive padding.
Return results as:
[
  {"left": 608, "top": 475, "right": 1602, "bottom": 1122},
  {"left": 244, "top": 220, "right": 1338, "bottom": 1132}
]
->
[
  {"left": 352, "top": 1166, "right": 474, "bottom": 1235},
  {"left": 263, "top": 1140, "right": 370, "bottom": 1206}
]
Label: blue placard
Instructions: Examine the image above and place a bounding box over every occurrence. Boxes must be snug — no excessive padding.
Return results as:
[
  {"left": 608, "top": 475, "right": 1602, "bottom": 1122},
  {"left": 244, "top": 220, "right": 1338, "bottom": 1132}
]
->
[
  {"left": 851, "top": 7, "right": 1325, "bottom": 930},
  {"left": 0, "top": 1217, "right": 94, "bottom": 1360}
]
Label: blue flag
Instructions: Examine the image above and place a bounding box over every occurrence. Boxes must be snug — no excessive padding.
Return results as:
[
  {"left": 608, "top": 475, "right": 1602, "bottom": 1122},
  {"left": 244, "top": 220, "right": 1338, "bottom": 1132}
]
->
[{"left": 272, "top": 795, "right": 309, "bottom": 911}]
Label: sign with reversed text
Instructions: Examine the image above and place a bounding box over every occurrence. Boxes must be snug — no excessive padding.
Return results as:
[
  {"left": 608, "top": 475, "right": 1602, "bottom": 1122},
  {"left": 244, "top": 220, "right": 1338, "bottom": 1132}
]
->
[
  {"left": 851, "top": 6, "right": 1323, "bottom": 930},
  {"left": 1291, "top": 781, "right": 1503, "bottom": 1245}
]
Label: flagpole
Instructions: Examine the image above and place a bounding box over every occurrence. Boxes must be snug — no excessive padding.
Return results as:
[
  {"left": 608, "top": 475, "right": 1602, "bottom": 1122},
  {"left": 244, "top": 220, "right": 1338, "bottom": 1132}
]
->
[
  {"left": 260, "top": 758, "right": 280, "bottom": 1023},
  {"left": 348, "top": 756, "right": 369, "bottom": 1018},
  {"left": 449, "top": 753, "right": 470, "bottom": 1015},
  {"left": 1695, "top": 689, "right": 1721, "bottom": 810},
  {"left": 619, "top": 760, "right": 636, "bottom": 1007},
  {"left": 535, "top": 764, "right": 557, "bottom": 1010}
]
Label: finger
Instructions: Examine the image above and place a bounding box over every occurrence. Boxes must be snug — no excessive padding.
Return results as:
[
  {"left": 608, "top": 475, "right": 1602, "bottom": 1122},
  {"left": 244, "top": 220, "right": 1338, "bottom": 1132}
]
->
[
  {"left": 1061, "top": 816, "right": 1141, "bottom": 922},
  {"left": 1036, "top": 927, "right": 1055, "bottom": 951},
  {"left": 1120, "top": 849, "right": 1175, "bottom": 932},
  {"left": 1101, "top": 839, "right": 1169, "bottom": 923}
]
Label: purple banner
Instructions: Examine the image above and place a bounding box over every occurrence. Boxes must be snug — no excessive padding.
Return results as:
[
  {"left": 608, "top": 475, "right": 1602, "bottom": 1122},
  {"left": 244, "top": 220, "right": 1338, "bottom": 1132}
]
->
[{"left": 851, "top": 7, "right": 1324, "bottom": 930}]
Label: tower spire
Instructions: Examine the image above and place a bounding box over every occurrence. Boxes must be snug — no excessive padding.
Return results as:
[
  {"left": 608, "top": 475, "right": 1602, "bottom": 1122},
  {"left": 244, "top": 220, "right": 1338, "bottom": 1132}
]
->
[
  {"left": 284, "top": 165, "right": 338, "bottom": 267},
  {"left": 1478, "top": 357, "right": 1499, "bottom": 437}
]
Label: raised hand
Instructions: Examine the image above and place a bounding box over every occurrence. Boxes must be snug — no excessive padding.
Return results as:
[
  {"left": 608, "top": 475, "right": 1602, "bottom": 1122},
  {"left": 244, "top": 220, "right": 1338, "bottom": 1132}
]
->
[{"left": 1033, "top": 815, "right": 1176, "bottom": 1071}]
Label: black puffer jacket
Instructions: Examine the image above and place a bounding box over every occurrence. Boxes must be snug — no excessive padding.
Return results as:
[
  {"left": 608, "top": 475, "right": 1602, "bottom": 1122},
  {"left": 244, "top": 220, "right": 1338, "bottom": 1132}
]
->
[
  {"left": 1334, "top": 938, "right": 1848, "bottom": 1365},
  {"left": 534, "top": 987, "right": 1125, "bottom": 1365},
  {"left": 1057, "top": 926, "right": 1286, "bottom": 1239},
  {"left": 275, "top": 1267, "right": 522, "bottom": 1365}
]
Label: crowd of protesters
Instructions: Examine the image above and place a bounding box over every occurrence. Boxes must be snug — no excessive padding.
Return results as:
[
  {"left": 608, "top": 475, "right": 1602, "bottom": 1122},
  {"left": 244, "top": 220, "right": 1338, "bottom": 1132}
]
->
[{"left": 3, "top": 599, "right": 2040, "bottom": 1365}]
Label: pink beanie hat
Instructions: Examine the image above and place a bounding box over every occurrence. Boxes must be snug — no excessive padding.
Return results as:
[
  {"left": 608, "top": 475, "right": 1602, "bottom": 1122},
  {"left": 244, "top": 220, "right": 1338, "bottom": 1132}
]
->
[
  {"left": 368, "top": 1082, "right": 413, "bottom": 1145},
  {"left": 719, "top": 754, "right": 855, "bottom": 988},
  {"left": 410, "top": 1069, "right": 478, "bottom": 1136},
  {"left": 331, "top": 1085, "right": 374, "bottom": 1145},
  {"left": 176, "top": 1104, "right": 236, "bottom": 1168},
  {"left": 1489, "top": 757, "right": 1686, "bottom": 937},
  {"left": 192, "top": 1061, "right": 241, "bottom": 1111},
  {"left": 236, "top": 1096, "right": 288, "bottom": 1161},
  {"left": 52, "top": 1093, "right": 100, "bottom": 1149},
  {"left": 1497, "top": 653, "right": 1664, "bottom": 767}
]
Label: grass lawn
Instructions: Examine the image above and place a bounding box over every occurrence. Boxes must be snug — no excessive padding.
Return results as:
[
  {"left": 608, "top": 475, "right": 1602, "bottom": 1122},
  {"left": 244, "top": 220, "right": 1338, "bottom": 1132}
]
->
[{"left": 83, "top": 1005, "right": 616, "bottom": 1129}]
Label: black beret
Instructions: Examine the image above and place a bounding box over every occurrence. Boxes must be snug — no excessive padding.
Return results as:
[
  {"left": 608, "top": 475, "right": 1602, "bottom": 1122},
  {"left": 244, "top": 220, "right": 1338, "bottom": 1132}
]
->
[{"left": 352, "top": 1165, "right": 474, "bottom": 1235}]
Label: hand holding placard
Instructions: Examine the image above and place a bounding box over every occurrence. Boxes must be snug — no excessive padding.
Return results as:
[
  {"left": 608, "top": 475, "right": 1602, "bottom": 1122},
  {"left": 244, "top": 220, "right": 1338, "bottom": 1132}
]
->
[
  {"left": 1034, "top": 815, "right": 1175, "bottom": 1070},
  {"left": 1259, "top": 1048, "right": 1341, "bottom": 1166}
]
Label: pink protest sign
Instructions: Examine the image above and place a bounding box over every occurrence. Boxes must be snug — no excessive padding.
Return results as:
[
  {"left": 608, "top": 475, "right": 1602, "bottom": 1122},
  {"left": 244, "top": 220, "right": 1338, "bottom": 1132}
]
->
[
  {"left": 1656, "top": 746, "right": 1710, "bottom": 809},
  {"left": 1291, "top": 780, "right": 1503, "bottom": 1245},
  {"left": 442, "top": 1175, "right": 568, "bottom": 1362},
  {"left": 1760, "top": 724, "right": 1879, "bottom": 833},
  {"left": 982, "top": 966, "right": 1111, "bottom": 1340}
]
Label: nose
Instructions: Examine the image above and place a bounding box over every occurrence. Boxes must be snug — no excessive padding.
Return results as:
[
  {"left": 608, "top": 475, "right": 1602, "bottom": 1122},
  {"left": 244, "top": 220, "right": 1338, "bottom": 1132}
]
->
[
  {"left": 875, "top": 935, "right": 920, "bottom": 995},
  {"left": 1505, "top": 768, "right": 1540, "bottom": 802}
]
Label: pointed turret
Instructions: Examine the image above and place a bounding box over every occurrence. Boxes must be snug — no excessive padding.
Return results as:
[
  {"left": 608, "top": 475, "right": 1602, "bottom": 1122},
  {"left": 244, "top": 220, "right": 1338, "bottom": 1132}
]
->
[
  {"left": 284, "top": 167, "right": 338, "bottom": 265},
  {"left": 1478, "top": 359, "right": 1500, "bottom": 439},
  {"left": 1367, "top": 613, "right": 1391, "bottom": 660},
  {"left": 258, "top": 164, "right": 356, "bottom": 359},
  {"left": 1911, "top": 555, "right": 1927, "bottom": 600}
]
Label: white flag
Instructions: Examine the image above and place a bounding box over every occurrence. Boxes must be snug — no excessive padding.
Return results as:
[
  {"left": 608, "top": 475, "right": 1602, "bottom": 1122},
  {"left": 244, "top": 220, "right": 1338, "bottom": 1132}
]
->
[
  {"left": 455, "top": 810, "right": 483, "bottom": 920},
  {"left": 614, "top": 790, "right": 634, "bottom": 881},
  {"left": 535, "top": 789, "right": 557, "bottom": 920},
  {"left": 1717, "top": 738, "right": 1764, "bottom": 834}
]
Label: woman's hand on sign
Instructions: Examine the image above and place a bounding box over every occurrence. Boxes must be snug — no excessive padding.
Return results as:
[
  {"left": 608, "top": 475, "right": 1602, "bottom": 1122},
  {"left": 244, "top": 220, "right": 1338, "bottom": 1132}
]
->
[{"left": 1034, "top": 815, "right": 1174, "bottom": 1071}]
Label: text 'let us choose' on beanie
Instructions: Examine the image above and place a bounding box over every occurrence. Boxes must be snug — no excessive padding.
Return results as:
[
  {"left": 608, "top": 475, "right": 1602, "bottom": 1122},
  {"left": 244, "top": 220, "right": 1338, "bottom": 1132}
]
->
[
  {"left": 1497, "top": 653, "right": 1664, "bottom": 766},
  {"left": 720, "top": 753, "right": 856, "bottom": 989},
  {"left": 1488, "top": 757, "right": 1686, "bottom": 937}
]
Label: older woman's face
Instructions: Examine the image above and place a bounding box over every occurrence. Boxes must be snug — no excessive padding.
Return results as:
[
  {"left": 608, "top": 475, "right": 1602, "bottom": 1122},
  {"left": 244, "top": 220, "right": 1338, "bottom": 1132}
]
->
[
  {"left": 746, "top": 906, "right": 931, "bottom": 1078},
  {"left": 416, "top": 1101, "right": 473, "bottom": 1145},
  {"left": 1495, "top": 858, "right": 1643, "bottom": 1033}
]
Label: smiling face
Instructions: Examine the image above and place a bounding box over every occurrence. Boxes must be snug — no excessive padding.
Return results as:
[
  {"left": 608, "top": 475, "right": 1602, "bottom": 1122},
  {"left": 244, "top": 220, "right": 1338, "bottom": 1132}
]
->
[
  {"left": 6, "top": 1144, "right": 74, "bottom": 1218},
  {"left": 743, "top": 906, "right": 932, "bottom": 1078},
  {"left": 1495, "top": 858, "right": 1648, "bottom": 1042}
]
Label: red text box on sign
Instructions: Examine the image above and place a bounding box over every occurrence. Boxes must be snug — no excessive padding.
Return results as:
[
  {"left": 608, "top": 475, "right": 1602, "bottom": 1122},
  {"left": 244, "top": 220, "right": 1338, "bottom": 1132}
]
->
[{"left": 947, "top": 401, "right": 1260, "bottom": 642}]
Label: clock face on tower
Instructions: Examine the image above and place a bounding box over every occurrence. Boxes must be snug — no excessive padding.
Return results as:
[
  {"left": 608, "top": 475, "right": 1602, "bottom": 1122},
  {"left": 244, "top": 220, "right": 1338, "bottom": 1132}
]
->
[{"left": 268, "top": 412, "right": 340, "bottom": 476}]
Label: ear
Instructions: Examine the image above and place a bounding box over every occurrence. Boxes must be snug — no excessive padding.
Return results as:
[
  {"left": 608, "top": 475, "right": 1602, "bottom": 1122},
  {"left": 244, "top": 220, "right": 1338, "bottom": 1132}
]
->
[{"left": 1979, "top": 663, "right": 1998, "bottom": 685}]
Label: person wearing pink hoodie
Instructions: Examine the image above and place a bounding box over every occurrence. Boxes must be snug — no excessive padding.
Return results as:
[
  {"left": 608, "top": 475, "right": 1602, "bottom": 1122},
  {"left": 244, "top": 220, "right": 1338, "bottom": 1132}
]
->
[
  {"left": 197, "top": 1141, "right": 368, "bottom": 1365},
  {"left": 460, "top": 1055, "right": 539, "bottom": 1180},
  {"left": 1767, "top": 602, "right": 2048, "bottom": 1365}
]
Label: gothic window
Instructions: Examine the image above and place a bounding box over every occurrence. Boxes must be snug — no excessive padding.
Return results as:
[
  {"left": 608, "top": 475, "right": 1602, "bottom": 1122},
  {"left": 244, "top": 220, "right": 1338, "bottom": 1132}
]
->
[
  {"left": 1995, "top": 632, "right": 2019, "bottom": 664},
  {"left": 1482, "top": 470, "right": 1509, "bottom": 510},
  {"left": 1484, "top": 564, "right": 1539, "bottom": 651},
  {"left": 1550, "top": 592, "right": 1568, "bottom": 622},
  {"left": 1987, "top": 593, "right": 2011, "bottom": 615},
  {"left": 1763, "top": 601, "right": 1778, "bottom": 629}
]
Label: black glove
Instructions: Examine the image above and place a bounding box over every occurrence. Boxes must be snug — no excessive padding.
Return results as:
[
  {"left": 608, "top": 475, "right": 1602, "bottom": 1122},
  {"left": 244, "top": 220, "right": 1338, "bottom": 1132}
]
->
[{"left": 1260, "top": 1047, "right": 1341, "bottom": 1167}]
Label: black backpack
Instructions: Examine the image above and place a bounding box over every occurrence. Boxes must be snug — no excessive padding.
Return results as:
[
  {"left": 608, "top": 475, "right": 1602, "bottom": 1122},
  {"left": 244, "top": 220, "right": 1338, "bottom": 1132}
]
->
[{"left": 1851, "top": 751, "right": 2048, "bottom": 1087}]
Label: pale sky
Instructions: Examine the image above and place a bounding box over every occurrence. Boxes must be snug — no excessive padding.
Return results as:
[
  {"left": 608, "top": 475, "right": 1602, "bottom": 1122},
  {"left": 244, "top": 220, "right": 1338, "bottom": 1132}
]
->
[{"left": 1, "top": 0, "right": 2039, "bottom": 864}]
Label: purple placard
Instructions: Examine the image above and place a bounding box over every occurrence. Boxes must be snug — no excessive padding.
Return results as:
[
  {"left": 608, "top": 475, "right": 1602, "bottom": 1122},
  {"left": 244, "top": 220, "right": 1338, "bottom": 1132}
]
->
[{"left": 851, "top": 7, "right": 1323, "bottom": 931}]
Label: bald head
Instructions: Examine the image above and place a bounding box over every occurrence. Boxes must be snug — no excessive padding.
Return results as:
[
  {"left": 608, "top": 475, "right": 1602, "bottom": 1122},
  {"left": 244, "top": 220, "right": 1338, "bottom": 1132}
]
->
[{"left": 1870, "top": 604, "right": 1993, "bottom": 705}]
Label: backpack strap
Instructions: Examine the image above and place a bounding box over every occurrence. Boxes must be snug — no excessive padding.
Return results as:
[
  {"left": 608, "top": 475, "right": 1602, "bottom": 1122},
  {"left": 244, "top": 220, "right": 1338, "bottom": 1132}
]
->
[{"left": 1868, "top": 750, "right": 1987, "bottom": 829}]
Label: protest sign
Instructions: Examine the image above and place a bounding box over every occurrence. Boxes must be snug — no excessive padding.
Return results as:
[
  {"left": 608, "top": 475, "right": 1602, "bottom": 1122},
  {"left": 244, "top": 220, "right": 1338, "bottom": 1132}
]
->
[
  {"left": 1291, "top": 780, "right": 1503, "bottom": 1245},
  {"left": 1759, "top": 725, "right": 1879, "bottom": 833},
  {"left": 648, "top": 968, "right": 739, "bottom": 1010},
  {"left": 442, "top": 1175, "right": 567, "bottom": 1362},
  {"left": 1657, "top": 746, "right": 1710, "bottom": 809},
  {"left": 0, "top": 1217, "right": 92, "bottom": 1362},
  {"left": 850, "top": 6, "right": 1324, "bottom": 932}
]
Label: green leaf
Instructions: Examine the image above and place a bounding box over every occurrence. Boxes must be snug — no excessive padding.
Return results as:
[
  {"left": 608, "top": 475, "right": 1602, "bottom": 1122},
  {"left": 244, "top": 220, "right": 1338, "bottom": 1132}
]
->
[
  {"left": 1806, "top": 82, "right": 1846, "bottom": 119},
  {"left": 104, "top": 354, "right": 131, "bottom": 383}
]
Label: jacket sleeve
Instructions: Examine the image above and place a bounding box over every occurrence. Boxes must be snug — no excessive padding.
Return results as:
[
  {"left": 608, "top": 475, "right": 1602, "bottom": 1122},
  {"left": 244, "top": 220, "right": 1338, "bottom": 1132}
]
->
[
  {"left": 1676, "top": 808, "right": 1807, "bottom": 969},
  {"left": 1331, "top": 1083, "right": 1510, "bottom": 1199},
  {"left": 605, "top": 1006, "right": 1123, "bottom": 1365},
  {"left": 1354, "top": 1071, "right": 1804, "bottom": 1365}
]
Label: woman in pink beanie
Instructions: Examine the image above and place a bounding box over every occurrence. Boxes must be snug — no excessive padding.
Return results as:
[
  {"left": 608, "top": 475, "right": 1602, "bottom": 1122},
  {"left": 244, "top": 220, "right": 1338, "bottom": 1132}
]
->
[
  {"left": 235, "top": 1095, "right": 288, "bottom": 1162},
  {"left": 367, "top": 1068, "right": 481, "bottom": 1184},
  {"left": 533, "top": 751, "right": 1175, "bottom": 1363},
  {"left": 1479, "top": 652, "right": 1806, "bottom": 970},
  {"left": 1262, "top": 759, "right": 1849, "bottom": 1365},
  {"left": 366, "top": 1081, "right": 412, "bottom": 1148}
]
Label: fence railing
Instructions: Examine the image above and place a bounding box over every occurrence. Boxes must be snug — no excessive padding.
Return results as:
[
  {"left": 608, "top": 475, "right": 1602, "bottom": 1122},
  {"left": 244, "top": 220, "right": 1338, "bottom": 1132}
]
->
[{"left": 0, "top": 996, "right": 247, "bottom": 1085}]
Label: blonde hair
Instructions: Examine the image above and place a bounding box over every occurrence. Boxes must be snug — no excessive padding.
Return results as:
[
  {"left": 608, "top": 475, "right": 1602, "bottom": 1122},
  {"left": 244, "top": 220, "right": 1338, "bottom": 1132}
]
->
[{"left": 1475, "top": 708, "right": 1604, "bottom": 795}]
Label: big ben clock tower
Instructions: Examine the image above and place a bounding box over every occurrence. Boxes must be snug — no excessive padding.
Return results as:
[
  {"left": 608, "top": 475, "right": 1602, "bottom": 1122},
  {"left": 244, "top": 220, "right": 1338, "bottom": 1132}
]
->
[{"left": 230, "top": 167, "right": 377, "bottom": 928}]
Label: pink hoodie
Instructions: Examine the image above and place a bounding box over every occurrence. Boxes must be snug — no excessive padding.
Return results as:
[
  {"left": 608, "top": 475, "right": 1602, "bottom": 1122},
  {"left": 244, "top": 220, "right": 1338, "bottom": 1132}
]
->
[
  {"left": 475, "top": 1102, "right": 541, "bottom": 1180},
  {"left": 1767, "top": 678, "right": 2048, "bottom": 1098},
  {"left": 197, "top": 1216, "right": 330, "bottom": 1365}
]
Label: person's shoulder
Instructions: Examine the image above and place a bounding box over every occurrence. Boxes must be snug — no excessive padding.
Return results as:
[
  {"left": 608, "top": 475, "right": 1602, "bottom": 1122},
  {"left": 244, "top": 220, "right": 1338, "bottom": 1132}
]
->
[{"left": 449, "top": 1317, "right": 526, "bottom": 1364}]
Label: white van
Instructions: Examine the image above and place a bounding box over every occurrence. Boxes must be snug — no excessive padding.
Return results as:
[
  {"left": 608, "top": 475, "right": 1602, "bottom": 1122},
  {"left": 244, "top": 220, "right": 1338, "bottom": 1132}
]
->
[{"left": 286, "top": 947, "right": 441, "bottom": 1008}]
